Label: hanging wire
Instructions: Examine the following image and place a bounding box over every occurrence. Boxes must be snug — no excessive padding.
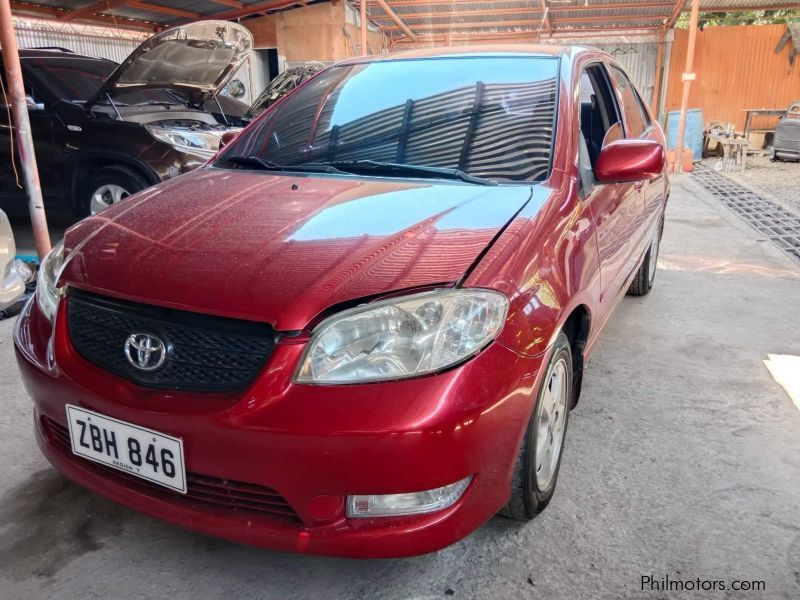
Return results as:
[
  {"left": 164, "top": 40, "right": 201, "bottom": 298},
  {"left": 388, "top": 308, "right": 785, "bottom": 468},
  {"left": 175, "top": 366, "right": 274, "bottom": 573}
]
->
[{"left": 0, "top": 75, "right": 22, "bottom": 189}]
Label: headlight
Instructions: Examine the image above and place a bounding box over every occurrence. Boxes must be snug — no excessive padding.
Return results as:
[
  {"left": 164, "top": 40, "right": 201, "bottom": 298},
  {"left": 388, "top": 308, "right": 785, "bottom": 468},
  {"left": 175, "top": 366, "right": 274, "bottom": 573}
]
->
[
  {"left": 146, "top": 126, "right": 220, "bottom": 154},
  {"left": 295, "top": 289, "right": 508, "bottom": 384},
  {"left": 36, "top": 241, "right": 65, "bottom": 322}
]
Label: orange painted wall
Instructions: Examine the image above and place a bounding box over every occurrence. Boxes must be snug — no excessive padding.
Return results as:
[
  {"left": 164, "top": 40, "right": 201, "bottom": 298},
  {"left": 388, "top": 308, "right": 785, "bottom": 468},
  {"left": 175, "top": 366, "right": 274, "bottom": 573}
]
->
[
  {"left": 244, "top": 3, "right": 385, "bottom": 62},
  {"left": 665, "top": 24, "right": 800, "bottom": 131}
]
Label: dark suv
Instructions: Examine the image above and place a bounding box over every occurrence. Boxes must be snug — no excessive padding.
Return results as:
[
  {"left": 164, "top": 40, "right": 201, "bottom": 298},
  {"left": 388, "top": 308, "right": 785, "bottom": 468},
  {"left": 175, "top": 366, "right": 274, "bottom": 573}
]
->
[{"left": 0, "top": 21, "right": 252, "bottom": 217}]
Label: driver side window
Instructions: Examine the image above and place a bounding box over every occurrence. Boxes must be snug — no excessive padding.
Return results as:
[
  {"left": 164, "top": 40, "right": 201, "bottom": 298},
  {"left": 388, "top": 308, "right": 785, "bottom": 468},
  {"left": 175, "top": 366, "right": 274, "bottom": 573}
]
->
[{"left": 577, "top": 64, "right": 622, "bottom": 195}]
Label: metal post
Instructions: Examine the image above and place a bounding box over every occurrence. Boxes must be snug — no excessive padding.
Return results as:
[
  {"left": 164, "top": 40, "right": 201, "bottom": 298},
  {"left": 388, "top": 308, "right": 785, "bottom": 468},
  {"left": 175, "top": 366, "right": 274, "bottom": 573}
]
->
[
  {"left": 674, "top": 0, "right": 701, "bottom": 174},
  {"left": 650, "top": 28, "right": 665, "bottom": 116},
  {"left": 360, "top": 0, "right": 368, "bottom": 56},
  {"left": 0, "top": 0, "right": 50, "bottom": 259}
]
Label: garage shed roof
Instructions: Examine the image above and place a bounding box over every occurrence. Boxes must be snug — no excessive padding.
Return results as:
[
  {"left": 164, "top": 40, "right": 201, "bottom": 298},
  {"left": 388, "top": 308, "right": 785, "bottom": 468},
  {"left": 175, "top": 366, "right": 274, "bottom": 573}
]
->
[
  {"left": 362, "top": 0, "right": 800, "bottom": 41},
  {"left": 8, "top": 0, "right": 326, "bottom": 31},
  {"left": 8, "top": 0, "right": 800, "bottom": 37}
]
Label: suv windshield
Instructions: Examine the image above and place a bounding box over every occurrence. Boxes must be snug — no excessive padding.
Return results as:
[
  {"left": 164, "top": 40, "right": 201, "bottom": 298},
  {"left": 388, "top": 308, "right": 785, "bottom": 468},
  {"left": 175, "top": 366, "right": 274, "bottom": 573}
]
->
[
  {"left": 22, "top": 56, "right": 183, "bottom": 105},
  {"left": 218, "top": 56, "right": 559, "bottom": 182}
]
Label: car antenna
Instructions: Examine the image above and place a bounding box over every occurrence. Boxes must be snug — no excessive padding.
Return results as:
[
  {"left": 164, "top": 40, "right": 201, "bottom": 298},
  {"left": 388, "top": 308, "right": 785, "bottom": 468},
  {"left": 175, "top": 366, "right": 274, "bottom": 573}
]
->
[
  {"left": 106, "top": 93, "right": 123, "bottom": 121},
  {"left": 213, "top": 94, "right": 230, "bottom": 126}
]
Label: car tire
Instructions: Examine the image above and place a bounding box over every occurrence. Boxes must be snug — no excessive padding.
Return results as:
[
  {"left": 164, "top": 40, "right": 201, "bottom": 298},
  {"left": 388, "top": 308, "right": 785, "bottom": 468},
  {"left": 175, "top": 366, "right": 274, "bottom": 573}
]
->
[
  {"left": 76, "top": 166, "right": 149, "bottom": 218},
  {"left": 627, "top": 215, "right": 664, "bottom": 297},
  {"left": 500, "top": 332, "right": 572, "bottom": 521}
]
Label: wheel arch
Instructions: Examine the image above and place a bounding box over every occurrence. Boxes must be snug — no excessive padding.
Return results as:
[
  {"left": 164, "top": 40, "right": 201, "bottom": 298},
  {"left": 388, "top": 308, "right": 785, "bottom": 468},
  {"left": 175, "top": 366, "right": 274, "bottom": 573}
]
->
[
  {"left": 558, "top": 304, "right": 592, "bottom": 408},
  {"left": 65, "top": 151, "right": 160, "bottom": 214}
]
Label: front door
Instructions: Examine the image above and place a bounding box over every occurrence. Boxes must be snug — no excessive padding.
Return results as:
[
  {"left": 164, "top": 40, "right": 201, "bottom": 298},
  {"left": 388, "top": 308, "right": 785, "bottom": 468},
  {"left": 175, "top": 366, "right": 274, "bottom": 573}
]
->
[{"left": 578, "top": 64, "right": 642, "bottom": 307}]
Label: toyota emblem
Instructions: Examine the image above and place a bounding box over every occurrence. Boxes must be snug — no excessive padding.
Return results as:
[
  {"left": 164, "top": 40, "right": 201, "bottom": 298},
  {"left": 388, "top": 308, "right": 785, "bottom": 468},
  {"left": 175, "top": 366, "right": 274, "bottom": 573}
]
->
[{"left": 124, "top": 333, "right": 167, "bottom": 371}]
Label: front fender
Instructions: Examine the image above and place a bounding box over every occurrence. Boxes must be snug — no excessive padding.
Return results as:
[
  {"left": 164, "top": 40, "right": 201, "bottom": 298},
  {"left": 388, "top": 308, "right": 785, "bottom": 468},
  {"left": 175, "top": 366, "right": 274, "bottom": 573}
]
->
[{"left": 464, "top": 180, "right": 601, "bottom": 357}]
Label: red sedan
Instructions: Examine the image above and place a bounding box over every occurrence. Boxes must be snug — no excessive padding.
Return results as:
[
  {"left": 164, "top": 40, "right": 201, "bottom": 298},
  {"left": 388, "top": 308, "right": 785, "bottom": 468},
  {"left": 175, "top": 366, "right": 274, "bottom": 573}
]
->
[{"left": 15, "top": 45, "right": 667, "bottom": 558}]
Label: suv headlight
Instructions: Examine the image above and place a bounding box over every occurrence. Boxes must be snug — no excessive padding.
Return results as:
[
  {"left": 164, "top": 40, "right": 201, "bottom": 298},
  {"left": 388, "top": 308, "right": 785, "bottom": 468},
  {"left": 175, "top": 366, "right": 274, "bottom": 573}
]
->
[
  {"left": 36, "top": 241, "right": 65, "bottom": 322},
  {"left": 295, "top": 289, "right": 508, "bottom": 384},
  {"left": 146, "top": 126, "right": 220, "bottom": 154}
]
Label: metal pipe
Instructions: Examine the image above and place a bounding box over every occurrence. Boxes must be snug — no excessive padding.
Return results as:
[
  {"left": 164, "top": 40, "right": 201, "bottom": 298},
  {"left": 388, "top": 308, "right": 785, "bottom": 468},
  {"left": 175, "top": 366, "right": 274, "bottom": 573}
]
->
[
  {"left": 650, "top": 28, "right": 665, "bottom": 116},
  {"left": 674, "top": 0, "right": 701, "bottom": 174},
  {"left": 360, "top": 0, "right": 368, "bottom": 56},
  {"left": 0, "top": 0, "right": 51, "bottom": 259},
  {"left": 373, "top": 0, "right": 416, "bottom": 41}
]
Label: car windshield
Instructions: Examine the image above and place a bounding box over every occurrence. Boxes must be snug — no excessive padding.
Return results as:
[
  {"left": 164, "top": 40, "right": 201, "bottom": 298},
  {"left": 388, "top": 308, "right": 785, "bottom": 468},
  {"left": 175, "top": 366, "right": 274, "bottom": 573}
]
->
[
  {"left": 22, "top": 56, "right": 184, "bottom": 105},
  {"left": 218, "top": 56, "right": 559, "bottom": 182}
]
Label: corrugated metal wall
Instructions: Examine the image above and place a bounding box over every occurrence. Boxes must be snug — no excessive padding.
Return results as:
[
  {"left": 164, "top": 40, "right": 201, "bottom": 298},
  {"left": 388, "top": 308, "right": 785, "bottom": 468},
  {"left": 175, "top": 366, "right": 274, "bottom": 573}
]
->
[
  {"left": 12, "top": 17, "right": 148, "bottom": 63},
  {"left": 665, "top": 24, "right": 800, "bottom": 131},
  {"left": 592, "top": 41, "right": 663, "bottom": 106}
]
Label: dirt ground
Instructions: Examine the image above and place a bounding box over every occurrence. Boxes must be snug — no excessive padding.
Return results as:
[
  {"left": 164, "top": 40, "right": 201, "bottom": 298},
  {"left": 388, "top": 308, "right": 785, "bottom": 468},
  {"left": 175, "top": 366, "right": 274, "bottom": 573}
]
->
[{"left": 701, "top": 155, "right": 800, "bottom": 214}]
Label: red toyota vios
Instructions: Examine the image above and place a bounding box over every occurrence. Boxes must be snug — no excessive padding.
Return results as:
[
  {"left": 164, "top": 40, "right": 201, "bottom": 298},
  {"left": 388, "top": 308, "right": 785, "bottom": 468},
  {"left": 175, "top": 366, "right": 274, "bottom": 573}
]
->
[{"left": 15, "top": 45, "right": 668, "bottom": 558}]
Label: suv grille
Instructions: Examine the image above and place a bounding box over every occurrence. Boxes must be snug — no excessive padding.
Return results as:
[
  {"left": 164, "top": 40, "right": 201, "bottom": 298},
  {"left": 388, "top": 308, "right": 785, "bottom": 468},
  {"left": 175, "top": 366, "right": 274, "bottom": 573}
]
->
[
  {"left": 42, "top": 417, "right": 299, "bottom": 522},
  {"left": 67, "top": 290, "right": 279, "bottom": 392}
]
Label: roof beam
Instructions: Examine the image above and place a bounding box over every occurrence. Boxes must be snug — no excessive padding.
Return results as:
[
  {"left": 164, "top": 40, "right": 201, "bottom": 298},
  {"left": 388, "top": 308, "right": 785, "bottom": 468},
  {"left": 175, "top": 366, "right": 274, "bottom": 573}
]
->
[
  {"left": 371, "top": 0, "right": 417, "bottom": 40},
  {"left": 58, "top": 1, "right": 125, "bottom": 22},
  {"left": 368, "top": 2, "right": 677, "bottom": 21},
  {"left": 58, "top": 1, "right": 200, "bottom": 22},
  {"left": 369, "top": 0, "right": 536, "bottom": 6},
  {"left": 124, "top": 1, "right": 202, "bottom": 20},
  {"left": 698, "top": 2, "right": 800, "bottom": 11},
  {"left": 10, "top": 1, "right": 159, "bottom": 30},
  {"left": 382, "top": 14, "right": 669, "bottom": 32},
  {"left": 393, "top": 26, "right": 662, "bottom": 44},
  {"left": 207, "top": 0, "right": 245, "bottom": 7},
  {"left": 538, "top": 0, "right": 551, "bottom": 36},
  {"left": 213, "top": 0, "right": 311, "bottom": 20},
  {"left": 666, "top": 0, "right": 688, "bottom": 28}
]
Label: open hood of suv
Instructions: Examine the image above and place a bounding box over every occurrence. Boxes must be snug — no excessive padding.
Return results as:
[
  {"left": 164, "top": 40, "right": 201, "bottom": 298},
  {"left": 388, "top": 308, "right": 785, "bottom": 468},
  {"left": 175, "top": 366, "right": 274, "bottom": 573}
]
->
[{"left": 86, "top": 21, "right": 252, "bottom": 110}]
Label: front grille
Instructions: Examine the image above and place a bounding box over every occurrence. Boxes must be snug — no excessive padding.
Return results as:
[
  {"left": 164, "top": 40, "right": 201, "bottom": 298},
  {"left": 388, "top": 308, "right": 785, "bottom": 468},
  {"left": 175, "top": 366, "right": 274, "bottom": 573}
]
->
[
  {"left": 67, "top": 290, "right": 279, "bottom": 392},
  {"left": 42, "top": 417, "right": 299, "bottom": 522}
]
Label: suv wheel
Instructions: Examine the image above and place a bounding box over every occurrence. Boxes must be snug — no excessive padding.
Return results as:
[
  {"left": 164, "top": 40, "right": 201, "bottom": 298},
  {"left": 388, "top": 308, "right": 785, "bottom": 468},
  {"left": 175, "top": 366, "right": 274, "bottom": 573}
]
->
[
  {"left": 501, "top": 332, "right": 572, "bottom": 520},
  {"left": 77, "top": 166, "right": 148, "bottom": 217}
]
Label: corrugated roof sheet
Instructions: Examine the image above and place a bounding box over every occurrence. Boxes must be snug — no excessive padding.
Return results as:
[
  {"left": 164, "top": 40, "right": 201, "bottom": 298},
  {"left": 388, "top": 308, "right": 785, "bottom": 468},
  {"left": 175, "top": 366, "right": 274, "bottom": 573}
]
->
[{"left": 10, "top": 0, "right": 799, "bottom": 34}]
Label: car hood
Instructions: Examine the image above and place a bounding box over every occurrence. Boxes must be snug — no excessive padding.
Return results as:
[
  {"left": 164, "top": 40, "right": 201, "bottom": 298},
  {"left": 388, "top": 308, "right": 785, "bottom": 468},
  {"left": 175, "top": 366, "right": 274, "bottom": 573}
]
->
[
  {"left": 60, "top": 169, "right": 533, "bottom": 331},
  {"left": 86, "top": 21, "right": 252, "bottom": 110}
]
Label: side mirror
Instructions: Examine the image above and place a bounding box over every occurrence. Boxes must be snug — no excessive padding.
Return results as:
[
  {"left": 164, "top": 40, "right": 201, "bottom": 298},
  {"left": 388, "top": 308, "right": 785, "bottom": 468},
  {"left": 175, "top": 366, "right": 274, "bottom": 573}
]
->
[
  {"left": 219, "top": 130, "right": 239, "bottom": 149},
  {"left": 25, "top": 95, "right": 45, "bottom": 112},
  {"left": 595, "top": 139, "right": 665, "bottom": 183}
]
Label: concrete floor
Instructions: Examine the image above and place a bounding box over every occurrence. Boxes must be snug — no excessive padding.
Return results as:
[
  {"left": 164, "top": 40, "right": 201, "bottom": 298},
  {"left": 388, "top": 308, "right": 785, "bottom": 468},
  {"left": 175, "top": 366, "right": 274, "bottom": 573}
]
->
[{"left": 1, "top": 177, "right": 799, "bottom": 600}]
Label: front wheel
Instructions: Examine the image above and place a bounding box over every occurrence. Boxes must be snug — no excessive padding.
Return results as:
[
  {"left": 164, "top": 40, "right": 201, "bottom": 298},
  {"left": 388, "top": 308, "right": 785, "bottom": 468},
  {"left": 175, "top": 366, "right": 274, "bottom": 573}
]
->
[
  {"left": 501, "top": 332, "right": 573, "bottom": 520},
  {"left": 76, "top": 166, "right": 148, "bottom": 218},
  {"left": 627, "top": 215, "right": 664, "bottom": 297}
]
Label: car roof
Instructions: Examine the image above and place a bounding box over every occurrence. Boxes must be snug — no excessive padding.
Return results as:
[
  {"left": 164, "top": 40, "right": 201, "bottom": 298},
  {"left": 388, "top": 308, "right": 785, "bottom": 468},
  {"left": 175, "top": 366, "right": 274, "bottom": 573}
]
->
[
  {"left": 339, "top": 44, "right": 600, "bottom": 65},
  {"left": 10, "top": 48, "right": 113, "bottom": 62}
]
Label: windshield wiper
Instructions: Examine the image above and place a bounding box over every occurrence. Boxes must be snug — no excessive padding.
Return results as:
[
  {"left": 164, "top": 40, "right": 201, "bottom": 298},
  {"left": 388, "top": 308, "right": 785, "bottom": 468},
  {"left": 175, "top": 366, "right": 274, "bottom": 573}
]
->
[
  {"left": 134, "top": 101, "right": 178, "bottom": 107},
  {"left": 223, "top": 155, "right": 347, "bottom": 175},
  {"left": 307, "top": 160, "right": 498, "bottom": 186}
]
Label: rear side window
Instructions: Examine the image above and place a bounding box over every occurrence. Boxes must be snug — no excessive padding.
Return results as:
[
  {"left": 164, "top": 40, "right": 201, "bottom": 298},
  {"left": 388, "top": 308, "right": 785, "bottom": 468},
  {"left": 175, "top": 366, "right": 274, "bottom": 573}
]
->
[{"left": 610, "top": 65, "right": 649, "bottom": 138}]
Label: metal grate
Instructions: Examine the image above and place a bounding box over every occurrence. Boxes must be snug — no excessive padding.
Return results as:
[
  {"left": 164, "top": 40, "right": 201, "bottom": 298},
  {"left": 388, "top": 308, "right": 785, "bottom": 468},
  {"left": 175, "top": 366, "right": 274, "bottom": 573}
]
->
[
  {"left": 67, "top": 290, "right": 278, "bottom": 393},
  {"left": 42, "top": 417, "right": 300, "bottom": 523},
  {"left": 692, "top": 165, "right": 800, "bottom": 262}
]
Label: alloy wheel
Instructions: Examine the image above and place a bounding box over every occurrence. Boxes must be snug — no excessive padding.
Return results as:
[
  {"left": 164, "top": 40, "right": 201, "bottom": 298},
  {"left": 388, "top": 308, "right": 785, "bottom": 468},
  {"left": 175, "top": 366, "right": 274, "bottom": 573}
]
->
[
  {"left": 90, "top": 184, "right": 130, "bottom": 215},
  {"left": 534, "top": 357, "right": 569, "bottom": 491}
]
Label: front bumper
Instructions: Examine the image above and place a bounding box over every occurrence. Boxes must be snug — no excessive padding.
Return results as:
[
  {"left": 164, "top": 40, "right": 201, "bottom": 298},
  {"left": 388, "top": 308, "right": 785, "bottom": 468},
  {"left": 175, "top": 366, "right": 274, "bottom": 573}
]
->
[{"left": 14, "top": 296, "right": 545, "bottom": 558}]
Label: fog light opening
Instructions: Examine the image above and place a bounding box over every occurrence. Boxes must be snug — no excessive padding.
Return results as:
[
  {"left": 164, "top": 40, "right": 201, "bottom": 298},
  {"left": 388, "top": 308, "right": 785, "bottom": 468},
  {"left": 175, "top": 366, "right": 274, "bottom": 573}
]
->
[{"left": 347, "top": 476, "right": 472, "bottom": 518}]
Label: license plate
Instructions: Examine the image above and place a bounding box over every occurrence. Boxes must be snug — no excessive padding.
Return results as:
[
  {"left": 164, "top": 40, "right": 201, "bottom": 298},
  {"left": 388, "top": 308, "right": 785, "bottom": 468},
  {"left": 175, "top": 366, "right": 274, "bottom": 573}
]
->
[{"left": 66, "top": 405, "right": 187, "bottom": 494}]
